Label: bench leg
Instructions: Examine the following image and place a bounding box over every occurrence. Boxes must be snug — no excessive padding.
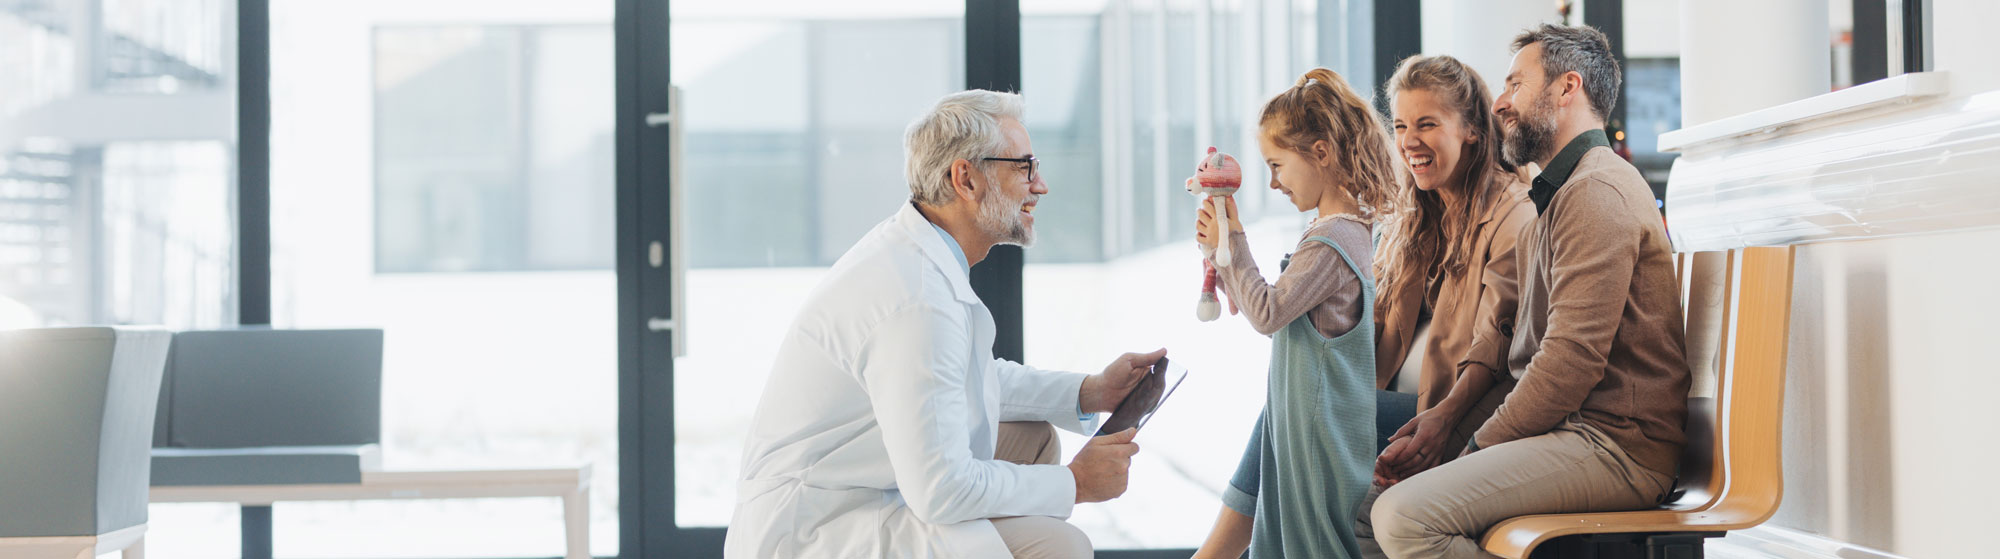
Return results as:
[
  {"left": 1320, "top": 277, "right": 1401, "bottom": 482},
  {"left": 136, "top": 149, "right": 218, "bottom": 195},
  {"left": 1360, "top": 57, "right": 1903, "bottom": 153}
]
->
[
  {"left": 563, "top": 489, "right": 590, "bottom": 559},
  {"left": 242, "top": 505, "right": 274, "bottom": 559},
  {"left": 122, "top": 535, "right": 145, "bottom": 559},
  {"left": 1532, "top": 532, "right": 1722, "bottom": 559}
]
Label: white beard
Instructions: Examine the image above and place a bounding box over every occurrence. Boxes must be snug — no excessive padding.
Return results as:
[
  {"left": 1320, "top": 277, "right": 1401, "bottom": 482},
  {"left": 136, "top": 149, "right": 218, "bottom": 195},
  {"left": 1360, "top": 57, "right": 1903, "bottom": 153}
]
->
[{"left": 977, "top": 184, "right": 1035, "bottom": 248}]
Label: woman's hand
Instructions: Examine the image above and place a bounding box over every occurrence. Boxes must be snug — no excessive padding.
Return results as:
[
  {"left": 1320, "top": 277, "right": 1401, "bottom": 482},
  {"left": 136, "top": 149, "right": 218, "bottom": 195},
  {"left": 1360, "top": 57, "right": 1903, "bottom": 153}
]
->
[
  {"left": 1373, "top": 436, "right": 1414, "bottom": 487},
  {"left": 1373, "top": 405, "right": 1458, "bottom": 486},
  {"left": 1194, "top": 195, "right": 1243, "bottom": 249}
]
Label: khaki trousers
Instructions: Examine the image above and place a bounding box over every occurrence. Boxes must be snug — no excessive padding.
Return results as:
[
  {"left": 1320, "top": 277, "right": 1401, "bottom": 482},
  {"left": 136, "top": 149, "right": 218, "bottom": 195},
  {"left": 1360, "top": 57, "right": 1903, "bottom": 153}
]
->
[
  {"left": 1366, "top": 419, "right": 1674, "bottom": 559},
  {"left": 1355, "top": 376, "right": 1514, "bottom": 558},
  {"left": 990, "top": 421, "right": 1092, "bottom": 559}
]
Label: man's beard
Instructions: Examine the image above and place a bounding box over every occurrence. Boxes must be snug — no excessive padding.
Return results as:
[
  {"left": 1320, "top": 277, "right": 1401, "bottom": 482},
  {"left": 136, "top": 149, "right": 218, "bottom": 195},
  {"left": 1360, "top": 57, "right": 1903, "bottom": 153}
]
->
[
  {"left": 976, "top": 181, "right": 1035, "bottom": 248},
  {"left": 1502, "top": 89, "right": 1560, "bottom": 168}
]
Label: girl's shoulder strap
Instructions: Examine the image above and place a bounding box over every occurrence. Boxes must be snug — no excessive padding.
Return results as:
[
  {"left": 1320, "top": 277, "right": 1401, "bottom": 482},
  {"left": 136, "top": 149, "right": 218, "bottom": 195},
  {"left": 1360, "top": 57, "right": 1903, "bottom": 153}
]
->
[{"left": 1300, "top": 229, "right": 1374, "bottom": 299}]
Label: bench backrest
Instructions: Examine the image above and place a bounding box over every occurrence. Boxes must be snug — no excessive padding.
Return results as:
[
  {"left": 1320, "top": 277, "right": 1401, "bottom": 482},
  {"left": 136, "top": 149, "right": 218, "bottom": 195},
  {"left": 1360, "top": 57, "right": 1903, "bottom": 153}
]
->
[
  {"left": 1665, "top": 248, "right": 1793, "bottom": 519},
  {"left": 153, "top": 328, "right": 384, "bottom": 449}
]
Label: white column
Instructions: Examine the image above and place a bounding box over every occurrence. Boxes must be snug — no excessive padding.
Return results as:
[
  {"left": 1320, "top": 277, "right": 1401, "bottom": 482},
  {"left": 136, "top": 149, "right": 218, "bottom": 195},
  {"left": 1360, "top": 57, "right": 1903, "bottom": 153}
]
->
[
  {"left": 1679, "top": 0, "right": 1830, "bottom": 126},
  {"left": 1421, "top": 0, "right": 1560, "bottom": 96},
  {"left": 1674, "top": 0, "right": 1829, "bottom": 450}
]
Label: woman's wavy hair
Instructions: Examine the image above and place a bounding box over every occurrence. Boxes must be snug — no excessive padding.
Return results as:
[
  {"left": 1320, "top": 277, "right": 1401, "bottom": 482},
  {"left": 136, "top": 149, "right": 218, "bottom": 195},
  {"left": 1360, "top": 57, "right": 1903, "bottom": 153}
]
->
[{"left": 1375, "top": 54, "right": 1516, "bottom": 306}]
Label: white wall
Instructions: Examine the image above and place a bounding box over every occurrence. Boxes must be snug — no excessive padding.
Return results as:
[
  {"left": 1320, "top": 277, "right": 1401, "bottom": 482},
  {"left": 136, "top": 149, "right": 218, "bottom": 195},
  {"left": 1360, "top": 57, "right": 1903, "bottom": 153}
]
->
[
  {"left": 1420, "top": 0, "right": 1561, "bottom": 97},
  {"left": 1713, "top": 1, "right": 2000, "bottom": 556},
  {"left": 1623, "top": 0, "right": 1680, "bottom": 58},
  {"left": 1930, "top": 0, "right": 2000, "bottom": 93}
]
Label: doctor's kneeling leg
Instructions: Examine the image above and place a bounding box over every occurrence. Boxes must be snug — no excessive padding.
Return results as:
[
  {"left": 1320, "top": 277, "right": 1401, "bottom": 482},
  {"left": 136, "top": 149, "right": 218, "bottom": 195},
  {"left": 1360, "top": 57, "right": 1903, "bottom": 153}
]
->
[
  {"left": 991, "top": 421, "right": 1094, "bottom": 559},
  {"left": 992, "top": 516, "right": 1093, "bottom": 559},
  {"left": 996, "top": 421, "right": 1062, "bottom": 466}
]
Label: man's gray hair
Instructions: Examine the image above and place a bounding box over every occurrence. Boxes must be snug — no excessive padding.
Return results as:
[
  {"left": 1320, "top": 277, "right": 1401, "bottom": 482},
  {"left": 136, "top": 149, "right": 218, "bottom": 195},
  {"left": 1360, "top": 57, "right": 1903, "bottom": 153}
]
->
[
  {"left": 904, "top": 90, "right": 1025, "bottom": 207},
  {"left": 1511, "top": 24, "right": 1621, "bottom": 122}
]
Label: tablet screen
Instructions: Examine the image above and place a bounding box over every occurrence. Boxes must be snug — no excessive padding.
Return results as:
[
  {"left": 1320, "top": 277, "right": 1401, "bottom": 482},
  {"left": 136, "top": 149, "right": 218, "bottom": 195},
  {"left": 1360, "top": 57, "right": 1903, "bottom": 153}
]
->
[{"left": 1095, "top": 357, "right": 1188, "bottom": 436}]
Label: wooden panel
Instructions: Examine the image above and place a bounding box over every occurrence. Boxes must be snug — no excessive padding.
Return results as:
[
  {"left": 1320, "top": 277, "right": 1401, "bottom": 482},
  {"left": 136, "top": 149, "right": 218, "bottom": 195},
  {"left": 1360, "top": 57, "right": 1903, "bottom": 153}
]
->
[{"left": 1716, "top": 246, "right": 1795, "bottom": 523}]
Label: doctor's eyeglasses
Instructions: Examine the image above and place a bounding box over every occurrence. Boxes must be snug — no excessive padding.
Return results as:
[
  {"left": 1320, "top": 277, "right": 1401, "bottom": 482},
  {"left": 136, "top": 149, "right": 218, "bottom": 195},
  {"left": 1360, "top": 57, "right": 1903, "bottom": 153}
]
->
[{"left": 981, "top": 156, "right": 1040, "bottom": 184}]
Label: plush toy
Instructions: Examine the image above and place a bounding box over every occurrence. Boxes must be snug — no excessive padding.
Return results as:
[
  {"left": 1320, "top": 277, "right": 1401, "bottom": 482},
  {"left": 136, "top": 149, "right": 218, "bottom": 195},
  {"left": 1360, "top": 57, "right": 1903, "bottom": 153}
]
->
[{"left": 1187, "top": 147, "right": 1242, "bottom": 322}]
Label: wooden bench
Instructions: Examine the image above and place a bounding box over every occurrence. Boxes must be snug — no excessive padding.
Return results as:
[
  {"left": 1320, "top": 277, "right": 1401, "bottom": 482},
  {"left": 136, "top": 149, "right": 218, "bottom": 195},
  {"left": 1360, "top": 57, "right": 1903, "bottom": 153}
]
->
[{"left": 1480, "top": 247, "right": 1795, "bottom": 558}]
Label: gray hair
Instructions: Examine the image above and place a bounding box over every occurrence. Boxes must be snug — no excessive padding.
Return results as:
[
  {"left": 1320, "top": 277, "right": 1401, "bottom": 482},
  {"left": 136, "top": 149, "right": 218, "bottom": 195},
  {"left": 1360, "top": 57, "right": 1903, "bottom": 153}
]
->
[
  {"left": 1510, "top": 24, "right": 1621, "bottom": 122},
  {"left": 904, "top": 90, "right": 1025, "bottom": 207}
]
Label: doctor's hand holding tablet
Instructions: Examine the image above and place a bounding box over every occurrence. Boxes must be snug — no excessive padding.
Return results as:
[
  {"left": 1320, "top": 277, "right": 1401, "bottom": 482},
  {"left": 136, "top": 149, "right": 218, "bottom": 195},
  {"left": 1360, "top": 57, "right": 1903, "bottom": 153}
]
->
[{"left": 1068, "top": 348, "right": 1190, "bottom": 504}]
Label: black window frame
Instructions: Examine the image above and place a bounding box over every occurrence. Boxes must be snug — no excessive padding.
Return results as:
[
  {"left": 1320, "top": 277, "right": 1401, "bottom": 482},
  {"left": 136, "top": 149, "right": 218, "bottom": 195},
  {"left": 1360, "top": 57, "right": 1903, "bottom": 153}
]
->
[{"left": 235, "top": 0, "right": 1416, "bottom": 556}]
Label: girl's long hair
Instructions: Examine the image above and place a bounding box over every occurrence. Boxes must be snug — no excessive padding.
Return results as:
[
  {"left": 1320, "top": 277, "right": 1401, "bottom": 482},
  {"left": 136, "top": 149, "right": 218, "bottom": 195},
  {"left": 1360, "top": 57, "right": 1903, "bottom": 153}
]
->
[{"left": 1257, "top": 67, "right": 1399, "bottom": 224}]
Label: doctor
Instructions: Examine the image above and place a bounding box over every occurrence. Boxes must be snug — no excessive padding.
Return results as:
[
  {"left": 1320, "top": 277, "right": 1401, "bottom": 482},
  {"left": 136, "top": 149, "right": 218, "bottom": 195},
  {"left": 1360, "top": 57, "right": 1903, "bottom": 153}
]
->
[{"left": 724, "top": 89, "right": 1160, "bottom": 559}]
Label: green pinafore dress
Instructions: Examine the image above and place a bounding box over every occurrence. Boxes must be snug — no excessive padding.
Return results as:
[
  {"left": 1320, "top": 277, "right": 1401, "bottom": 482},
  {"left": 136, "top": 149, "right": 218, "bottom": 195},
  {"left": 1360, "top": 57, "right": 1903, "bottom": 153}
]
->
[{"left": 1220, "top": 234, "right": 1377, "bottom": 559}]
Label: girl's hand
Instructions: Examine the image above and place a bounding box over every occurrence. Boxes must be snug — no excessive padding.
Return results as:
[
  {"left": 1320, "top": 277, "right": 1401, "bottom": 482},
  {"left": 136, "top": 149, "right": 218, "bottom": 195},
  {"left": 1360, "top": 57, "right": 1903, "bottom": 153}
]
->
[
  {"left": 1195, "top": 196, "right": 1243, "bottom": 249},
  {"left": 1195, "top": 196, "right": 1217, "bottom": 250}
]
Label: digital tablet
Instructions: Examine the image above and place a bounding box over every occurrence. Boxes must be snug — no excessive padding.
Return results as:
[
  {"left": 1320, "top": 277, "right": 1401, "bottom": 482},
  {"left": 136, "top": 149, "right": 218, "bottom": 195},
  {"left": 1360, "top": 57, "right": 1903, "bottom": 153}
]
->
[{"left": 1095, "top": 356, "right": 1189, "bottom": 436}]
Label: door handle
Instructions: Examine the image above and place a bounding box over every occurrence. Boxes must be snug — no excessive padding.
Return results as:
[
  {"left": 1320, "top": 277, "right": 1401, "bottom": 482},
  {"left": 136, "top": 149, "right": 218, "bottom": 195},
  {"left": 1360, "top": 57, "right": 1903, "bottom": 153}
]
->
[{"left": 651, "top": 86, "right": 688, "bottom": 358}]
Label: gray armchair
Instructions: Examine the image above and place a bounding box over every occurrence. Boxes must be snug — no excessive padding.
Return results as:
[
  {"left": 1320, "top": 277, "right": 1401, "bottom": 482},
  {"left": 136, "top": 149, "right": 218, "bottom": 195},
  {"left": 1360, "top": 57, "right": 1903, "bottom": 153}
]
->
[
  {"left": 150, "top": 328, "right": 385, "bottom": 486},
  {"left": 145, "top": 328, "right": 384, "bottom": 559},
  {"left": 0, "top": 327, "right": 171, "bottom": 559}
]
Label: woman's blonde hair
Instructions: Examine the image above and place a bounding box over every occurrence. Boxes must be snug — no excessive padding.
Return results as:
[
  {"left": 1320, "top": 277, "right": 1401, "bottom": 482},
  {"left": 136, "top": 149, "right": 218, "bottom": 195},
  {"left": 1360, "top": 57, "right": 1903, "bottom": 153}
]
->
[
  {"left": 1257, "top": 68, "right": 1398, "bottom": 223},
  {"left": 1375, "top": 55, "right": 1515, "bottom": 307}
]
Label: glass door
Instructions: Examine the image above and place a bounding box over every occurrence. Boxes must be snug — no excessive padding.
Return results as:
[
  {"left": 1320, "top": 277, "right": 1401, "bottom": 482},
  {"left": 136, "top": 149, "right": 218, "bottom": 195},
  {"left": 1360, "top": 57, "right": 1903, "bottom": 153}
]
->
[
  {"left": 663, "top": 0, "right": 968, "bottom": 528},
  {"left": 620, "top": 1, "right": 968, "bottom": 554},
  {"left": 252, "top": 1, "right": 621, "bottom": 557}
]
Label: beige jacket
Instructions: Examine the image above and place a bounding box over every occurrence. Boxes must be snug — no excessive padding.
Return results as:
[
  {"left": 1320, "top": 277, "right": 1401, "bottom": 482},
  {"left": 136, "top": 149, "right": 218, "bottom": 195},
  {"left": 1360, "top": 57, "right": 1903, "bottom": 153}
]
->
[{"left": 1374, "top": 171, "right": 1536, "bottom": 411}]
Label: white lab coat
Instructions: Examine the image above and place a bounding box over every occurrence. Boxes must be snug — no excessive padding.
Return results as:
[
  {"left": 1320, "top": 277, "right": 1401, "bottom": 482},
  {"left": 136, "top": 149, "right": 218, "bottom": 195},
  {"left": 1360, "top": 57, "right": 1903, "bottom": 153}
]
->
[{"left": 723, "top": 203, "right": 1101, "bottom": 559}]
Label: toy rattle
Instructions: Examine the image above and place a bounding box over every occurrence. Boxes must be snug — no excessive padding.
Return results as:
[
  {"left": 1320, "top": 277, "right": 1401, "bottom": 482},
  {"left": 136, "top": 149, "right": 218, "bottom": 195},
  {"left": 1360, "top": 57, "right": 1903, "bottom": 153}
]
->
[{"left": 1187, "top": 147, "right": 1241, "bottom": 322}]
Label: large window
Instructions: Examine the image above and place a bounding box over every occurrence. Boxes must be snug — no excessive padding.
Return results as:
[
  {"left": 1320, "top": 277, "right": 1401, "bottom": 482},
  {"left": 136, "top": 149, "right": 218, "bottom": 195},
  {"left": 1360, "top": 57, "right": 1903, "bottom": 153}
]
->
[
  {"left": 252, "top": 2, "right": 620, "bottom": 558},
  {"left": 374, "top": 25, "right": 614, "bottom": 273},
  {"left": 0, "top": 0, "right": 236, "bottom": 331},
  {"left": 667, "top": 1, "right": 968, "bottom": 526},
  {"left": 1022, "top": 0, "right": 1329, "bottom": 549},
  {"left": 4, "top": 1, "right": 240, "bottom": 549}
]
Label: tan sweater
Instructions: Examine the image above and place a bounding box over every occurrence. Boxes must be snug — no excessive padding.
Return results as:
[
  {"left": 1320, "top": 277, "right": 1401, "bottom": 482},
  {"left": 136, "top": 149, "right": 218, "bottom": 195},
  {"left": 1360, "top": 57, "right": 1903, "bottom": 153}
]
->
[
  {"left": 1473, "top": 142, "right": 1691, "bottom": 477},
  {"left": 1214, "top": 218, "right": 1374, "bottom": 340}
]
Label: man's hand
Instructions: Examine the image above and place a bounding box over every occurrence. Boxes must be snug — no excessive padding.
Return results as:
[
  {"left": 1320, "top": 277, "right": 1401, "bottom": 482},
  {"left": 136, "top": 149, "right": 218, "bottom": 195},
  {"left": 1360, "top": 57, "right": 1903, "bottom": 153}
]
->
[
  {"left": 1068, "top": 428, "right": 1140, "bottom": 504},
  {"left": 1079, "top": 348, "right": 1168, "bottom": 413},
  {"left": 1373, "top": 405, "right": 1457, "bottom": 486}
]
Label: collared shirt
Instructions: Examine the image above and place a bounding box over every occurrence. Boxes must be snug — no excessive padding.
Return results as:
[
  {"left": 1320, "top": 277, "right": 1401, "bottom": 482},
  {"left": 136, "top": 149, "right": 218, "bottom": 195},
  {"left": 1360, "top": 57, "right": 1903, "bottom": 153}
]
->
[
  {"left": 930, "top": 221, "right": 970, "bottom": 275},
  {"left": 929, "top": 217, "right": 1093, "bottom": 424},
  {"left": 1529, "top": 128, "right": 1611, "bottom": 214}
]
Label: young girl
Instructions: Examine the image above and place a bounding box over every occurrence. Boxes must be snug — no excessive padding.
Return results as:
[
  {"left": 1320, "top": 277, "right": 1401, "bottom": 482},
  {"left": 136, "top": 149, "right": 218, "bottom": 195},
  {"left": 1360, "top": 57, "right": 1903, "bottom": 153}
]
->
[{"left": 1190, "top": 67, "right": 1399, "bottom": 559}]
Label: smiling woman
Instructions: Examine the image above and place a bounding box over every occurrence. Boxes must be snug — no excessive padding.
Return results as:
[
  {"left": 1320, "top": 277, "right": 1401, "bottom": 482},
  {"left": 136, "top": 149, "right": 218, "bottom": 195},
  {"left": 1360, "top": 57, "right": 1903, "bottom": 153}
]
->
[{"left": 1365, "top": 53, "right": 1537, "bottom": 522}]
